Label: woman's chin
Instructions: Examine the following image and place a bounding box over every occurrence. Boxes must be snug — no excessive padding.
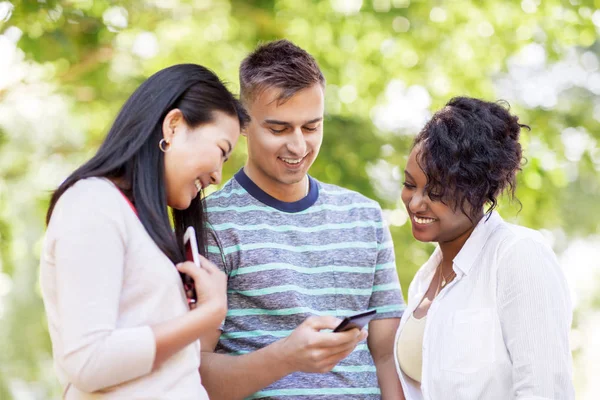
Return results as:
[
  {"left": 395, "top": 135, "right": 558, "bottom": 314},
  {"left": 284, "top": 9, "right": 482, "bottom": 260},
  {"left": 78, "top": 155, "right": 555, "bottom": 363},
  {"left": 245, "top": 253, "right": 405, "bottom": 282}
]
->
[
  {"left": 169, "top": 197, "right": 192, "bottom": 211},
  {"left": 412, "top": 228, "right": 436, "bottom": 243}
]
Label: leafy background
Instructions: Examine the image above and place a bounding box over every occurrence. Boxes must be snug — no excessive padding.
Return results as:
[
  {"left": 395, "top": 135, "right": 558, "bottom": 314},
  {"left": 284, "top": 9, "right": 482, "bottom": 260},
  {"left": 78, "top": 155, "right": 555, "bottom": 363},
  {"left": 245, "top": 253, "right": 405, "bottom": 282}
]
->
[{"left": 0, "top": 0, "right": 599, "bottom": 398}]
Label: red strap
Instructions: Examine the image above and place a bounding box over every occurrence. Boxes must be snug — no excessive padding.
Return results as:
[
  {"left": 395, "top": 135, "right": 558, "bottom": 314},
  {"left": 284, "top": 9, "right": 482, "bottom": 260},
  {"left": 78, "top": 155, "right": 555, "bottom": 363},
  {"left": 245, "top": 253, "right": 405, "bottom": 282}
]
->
[{"left": 119, "top": 190, "right": 138, "bottom": 216}]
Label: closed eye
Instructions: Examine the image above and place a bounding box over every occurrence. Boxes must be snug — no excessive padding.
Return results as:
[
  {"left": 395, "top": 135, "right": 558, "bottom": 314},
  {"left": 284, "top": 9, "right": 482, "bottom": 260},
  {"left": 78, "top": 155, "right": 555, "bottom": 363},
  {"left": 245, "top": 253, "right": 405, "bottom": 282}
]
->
[
  {"left": 402, "top": 182, "right": 416, "bottom": 189},
  {"left": 221, "top": 148, "right": 229, "bottom": 162}
]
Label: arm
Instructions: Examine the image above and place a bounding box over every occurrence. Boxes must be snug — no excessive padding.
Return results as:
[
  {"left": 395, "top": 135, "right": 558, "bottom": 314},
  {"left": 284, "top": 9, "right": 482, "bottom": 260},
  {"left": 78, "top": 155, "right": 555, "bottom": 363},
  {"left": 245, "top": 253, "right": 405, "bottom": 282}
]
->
[
  {"left": 54, "top": 190, "right": 155, "bottom": 392},
  {"left": 153, "top": 258, "right": 227, "bottom": 368},
  {"left": 367, "top": 210, "right": 406, "bottom": 399},
  {"left": 199, "top": 329, "right": 292, "bottom": 399},
  {"left": 497, "top": 238, "right": 575, "bottom": 400},
  {"left": 53, "top": 189, "right": 226, "bottom": 392},
  {"left": 200, "top": 316, "right": 367, "bottom": 400},
  {"left": 368, "top": 319, "right": 405, "bottom": 400}
]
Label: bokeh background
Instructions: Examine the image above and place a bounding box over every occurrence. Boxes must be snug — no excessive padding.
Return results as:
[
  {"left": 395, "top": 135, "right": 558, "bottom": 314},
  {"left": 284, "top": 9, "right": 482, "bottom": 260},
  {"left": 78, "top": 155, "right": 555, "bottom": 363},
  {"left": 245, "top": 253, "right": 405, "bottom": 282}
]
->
[{"left": 1, "top": 0, "right": 599, "bottom": 398}]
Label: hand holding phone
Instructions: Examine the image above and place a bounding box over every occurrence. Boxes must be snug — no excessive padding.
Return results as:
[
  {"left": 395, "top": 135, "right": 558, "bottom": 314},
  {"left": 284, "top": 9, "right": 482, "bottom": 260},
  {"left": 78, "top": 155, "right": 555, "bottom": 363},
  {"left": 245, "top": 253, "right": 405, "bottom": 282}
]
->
[
  {"left": 333, "top": 309, "right": 377, "bottom": 333},
  {"left": 182, "top": 226, "right": 200, "bottom": 305}
]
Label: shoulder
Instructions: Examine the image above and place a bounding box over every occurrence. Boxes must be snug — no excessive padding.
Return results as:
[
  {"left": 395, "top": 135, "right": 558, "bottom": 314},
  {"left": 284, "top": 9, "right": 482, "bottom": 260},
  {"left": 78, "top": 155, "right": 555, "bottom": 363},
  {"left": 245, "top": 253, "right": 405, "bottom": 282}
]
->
[
  {"left": 316, "top": 180, "right": 382, "bottom": 210},
  {"left": 49, "top": 177, "right": 130, "bottom": 231},
  {"left": 55, "top": 177, "right": 124, "bottom": 213},
  {"left": 488, "top": 220, "right": 560, "bottom": 280},
  {"left": 204, "top": 178, "right": 245, "bottom": 207},
  {"left": 491, "top": 220, "right": 552, "bottom": 257},
  {"left": 204, "top": 177, "right": 251, "bottom": 227}
]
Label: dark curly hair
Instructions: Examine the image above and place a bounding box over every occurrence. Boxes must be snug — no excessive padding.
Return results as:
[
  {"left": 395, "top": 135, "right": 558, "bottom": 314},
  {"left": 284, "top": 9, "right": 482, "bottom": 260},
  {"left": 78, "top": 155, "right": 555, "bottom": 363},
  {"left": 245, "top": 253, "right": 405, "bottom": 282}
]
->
[{"left": 413, "top": 96, "right": 528, "bottom": 220}]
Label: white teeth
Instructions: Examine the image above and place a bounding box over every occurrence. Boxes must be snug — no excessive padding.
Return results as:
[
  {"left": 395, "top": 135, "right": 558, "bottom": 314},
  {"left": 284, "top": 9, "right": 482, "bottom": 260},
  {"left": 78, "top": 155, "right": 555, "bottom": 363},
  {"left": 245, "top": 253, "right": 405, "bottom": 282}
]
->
[
  {"left": 414, "top": 216, "right": 436, "bottom": 224},
  {"left": 194, "top": 178, "right": 202, "bottom": 193},
  {"left": 281, "top": 157, "right": 302, "bottom": 164}
]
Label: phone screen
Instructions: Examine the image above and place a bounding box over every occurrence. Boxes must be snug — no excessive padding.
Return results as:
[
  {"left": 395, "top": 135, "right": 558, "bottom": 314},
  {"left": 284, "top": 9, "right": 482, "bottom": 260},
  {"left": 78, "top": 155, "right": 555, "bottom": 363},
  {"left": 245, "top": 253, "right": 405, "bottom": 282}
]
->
[
  {"left": 333, "top": 309, "right": 377, "bottom": 332},
  {"left": 182, "top": 228, "right": 198, "bottom": 305},
  {"left": 185, "top": 239, "right": 195, "bottom": 264}
]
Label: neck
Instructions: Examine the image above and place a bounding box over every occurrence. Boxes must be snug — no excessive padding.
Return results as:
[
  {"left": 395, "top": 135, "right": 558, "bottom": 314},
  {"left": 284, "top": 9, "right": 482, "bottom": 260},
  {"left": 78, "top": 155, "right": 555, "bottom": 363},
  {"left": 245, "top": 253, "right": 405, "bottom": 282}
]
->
[
  {"left": 437, "top": 214, "right": 483, "bottom": 270},
  {"left": 243, "top": 164, "right": 308, "bottom": 203}
]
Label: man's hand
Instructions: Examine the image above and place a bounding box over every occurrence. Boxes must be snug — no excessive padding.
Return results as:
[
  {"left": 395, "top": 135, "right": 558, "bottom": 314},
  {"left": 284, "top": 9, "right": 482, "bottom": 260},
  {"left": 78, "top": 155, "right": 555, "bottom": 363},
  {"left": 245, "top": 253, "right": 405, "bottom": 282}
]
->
[{"left": 276, "top": 315, "right": 368, "bottom": 374}]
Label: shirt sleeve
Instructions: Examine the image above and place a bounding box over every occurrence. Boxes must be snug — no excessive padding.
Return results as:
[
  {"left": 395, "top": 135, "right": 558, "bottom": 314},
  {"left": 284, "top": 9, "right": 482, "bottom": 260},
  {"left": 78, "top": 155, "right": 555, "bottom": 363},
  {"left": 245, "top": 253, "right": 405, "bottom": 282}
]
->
[
  {"left": 52, "top": 185, "right": 156, "bottom": 392},
  {"left": 497, "top": 237, "right": 575, "bottom": 400},
  {"left": 368, "top": 208, "right": 405, "bottom": 319},
  {"left": 205, "top": 222, "right": 229, "bottom": 274},
  {"left": 205, "top": 222, "right": 229, "bottom": 331}
]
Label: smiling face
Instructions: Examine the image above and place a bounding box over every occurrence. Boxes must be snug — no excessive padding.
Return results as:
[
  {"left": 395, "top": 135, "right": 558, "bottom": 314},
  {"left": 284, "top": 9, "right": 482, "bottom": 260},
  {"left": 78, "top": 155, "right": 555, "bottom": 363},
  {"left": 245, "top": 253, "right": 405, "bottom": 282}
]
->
[
  {"left": 163, "top": 109, "right": 240, "bottom": 210},
  {"left": 401, "top": 145, "right": 481, "bottom": 245},
  {"left": 243, "top": 83, "right": 324, "bottom": 197}
]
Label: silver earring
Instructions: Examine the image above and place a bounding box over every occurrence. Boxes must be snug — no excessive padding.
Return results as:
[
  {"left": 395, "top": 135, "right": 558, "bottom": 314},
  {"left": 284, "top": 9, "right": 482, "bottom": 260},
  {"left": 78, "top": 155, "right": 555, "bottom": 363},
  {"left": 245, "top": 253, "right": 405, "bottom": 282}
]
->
[{"left": 159, "top": 138, "right": 171, "bottom": 152}]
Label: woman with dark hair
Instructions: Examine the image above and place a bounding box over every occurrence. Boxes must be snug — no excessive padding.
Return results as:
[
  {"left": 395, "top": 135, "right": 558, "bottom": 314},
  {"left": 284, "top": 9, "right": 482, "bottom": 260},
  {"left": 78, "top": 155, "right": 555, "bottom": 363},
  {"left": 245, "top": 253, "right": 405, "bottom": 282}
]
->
[
  {"left": 40, "top": 64, "right": 248, "bottom": 399},
  {"left": 394, "top": 97, "right": 574, "bottom": 399}
]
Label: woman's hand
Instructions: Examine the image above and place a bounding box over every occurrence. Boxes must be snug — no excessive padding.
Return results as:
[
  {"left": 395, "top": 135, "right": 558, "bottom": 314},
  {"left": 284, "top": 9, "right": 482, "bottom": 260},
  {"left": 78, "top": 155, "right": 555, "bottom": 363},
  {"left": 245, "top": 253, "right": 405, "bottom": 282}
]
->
[
  {"left": 176, "top": 255, "right": 227, "bottom": 321},
  {"left": 152, "top": 257, "right": 228, "bottom": 369}
]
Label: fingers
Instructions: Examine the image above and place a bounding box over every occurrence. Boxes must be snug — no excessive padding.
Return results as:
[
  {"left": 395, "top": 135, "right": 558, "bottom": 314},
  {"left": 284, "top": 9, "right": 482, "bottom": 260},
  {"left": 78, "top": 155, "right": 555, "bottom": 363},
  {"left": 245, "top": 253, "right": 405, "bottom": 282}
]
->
[
  {"left": 318, "top": 344, "right": 357, "bottom": 371},
  {"left": 302, "top": 333, "right": 365, "bottom": 373},
  {"left": 198, "top": 254, "right": 221, "bottom": 274},
  {"left": 303, "top": 315, "right": 341, "bottom": 331},
  {"left": 176, "top": 261, "right": 205, "bottom": 280},
  {"left": 295, "top": 319, "right": 365, "bottom": 351},
  {"left": 301, "top": 316, "right": 368, "bottom": 347}
]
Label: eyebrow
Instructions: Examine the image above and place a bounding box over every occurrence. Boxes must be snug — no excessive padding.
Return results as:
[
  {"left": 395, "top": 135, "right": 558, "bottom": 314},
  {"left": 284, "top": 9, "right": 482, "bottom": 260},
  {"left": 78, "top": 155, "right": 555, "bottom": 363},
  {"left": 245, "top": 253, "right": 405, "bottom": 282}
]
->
[
  {"left": 404, "top": 170, "right": 415, "bottom": 180},
  {"left": 264, "top": 117, "right": 323, "bottom": 126}
]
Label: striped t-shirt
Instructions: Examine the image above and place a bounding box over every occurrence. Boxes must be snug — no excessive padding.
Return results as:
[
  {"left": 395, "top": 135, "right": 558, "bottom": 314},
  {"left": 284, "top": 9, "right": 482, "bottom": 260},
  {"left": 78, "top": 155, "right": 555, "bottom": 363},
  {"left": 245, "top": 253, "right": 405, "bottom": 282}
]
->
[{"left": 205, "top": 169, "right": 405, "bottom": 400}]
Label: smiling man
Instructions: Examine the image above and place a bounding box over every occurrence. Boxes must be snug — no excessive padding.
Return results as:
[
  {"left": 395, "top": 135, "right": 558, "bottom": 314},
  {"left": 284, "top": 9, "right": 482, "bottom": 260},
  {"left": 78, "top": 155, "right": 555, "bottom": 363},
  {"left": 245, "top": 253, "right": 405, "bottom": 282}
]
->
[{"left": 199, "top": 40, "right": 405, "bottom": 400}]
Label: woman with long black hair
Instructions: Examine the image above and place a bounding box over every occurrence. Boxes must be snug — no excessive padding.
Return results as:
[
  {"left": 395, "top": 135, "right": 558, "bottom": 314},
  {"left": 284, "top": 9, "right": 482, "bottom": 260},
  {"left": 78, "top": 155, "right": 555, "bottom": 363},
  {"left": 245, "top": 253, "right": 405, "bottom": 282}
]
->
[{"left": 40, "top": 64, "right": 248, "bottom": 399}]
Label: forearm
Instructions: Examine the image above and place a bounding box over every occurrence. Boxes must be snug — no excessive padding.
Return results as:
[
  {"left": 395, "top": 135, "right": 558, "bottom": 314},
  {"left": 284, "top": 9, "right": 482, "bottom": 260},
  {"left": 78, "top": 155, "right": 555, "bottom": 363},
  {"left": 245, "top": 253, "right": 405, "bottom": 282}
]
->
[
  {"left": 375, "top": 354, "right": 405, "bottom": 400},
  {"left": 368, "top": 318, "right": 403, "bottom": 400},
  {"left": 200, "top": 340, "right": 293, "bottom": 400},
  {"left": 152, "top": 302, "right": 225, "bottom": 369}
]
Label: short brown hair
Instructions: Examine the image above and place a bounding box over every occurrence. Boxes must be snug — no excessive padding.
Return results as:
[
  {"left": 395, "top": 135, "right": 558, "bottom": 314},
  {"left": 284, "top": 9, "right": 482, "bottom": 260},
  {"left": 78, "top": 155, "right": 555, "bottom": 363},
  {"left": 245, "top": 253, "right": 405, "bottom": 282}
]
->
[{"left": 239, "top": 39, "right": 325, "bottom": 106}]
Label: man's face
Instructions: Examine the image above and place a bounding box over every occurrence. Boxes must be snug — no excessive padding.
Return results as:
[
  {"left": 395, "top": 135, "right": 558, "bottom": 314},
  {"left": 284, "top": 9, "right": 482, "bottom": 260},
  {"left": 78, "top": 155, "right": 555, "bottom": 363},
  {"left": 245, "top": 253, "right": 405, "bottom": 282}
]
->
[{"left": 244, "top": 83, "right": 324, "bottom": 192}]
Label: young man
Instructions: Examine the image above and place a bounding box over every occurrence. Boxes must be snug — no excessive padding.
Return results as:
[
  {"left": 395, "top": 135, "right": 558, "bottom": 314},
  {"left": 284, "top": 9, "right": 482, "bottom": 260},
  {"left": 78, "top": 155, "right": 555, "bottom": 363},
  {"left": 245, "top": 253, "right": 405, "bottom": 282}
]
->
[{"left": 200, "top": 40, "right": 405, "bottom": 399}]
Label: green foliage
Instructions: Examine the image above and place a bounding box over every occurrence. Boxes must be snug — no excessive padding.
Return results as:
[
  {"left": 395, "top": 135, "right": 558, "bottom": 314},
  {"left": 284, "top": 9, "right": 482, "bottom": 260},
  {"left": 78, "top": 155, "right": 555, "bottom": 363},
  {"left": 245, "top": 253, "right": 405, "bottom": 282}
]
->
[{"left": 0, "top": 0, "right": 599, "bottom": 397}]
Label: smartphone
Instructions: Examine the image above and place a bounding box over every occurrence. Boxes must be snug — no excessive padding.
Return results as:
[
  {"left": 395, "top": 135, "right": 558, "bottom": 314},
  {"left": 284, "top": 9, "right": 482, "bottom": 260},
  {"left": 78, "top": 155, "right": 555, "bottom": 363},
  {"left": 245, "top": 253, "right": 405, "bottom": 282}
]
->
[
  {"left": 333, "top": 309, "right": 377, "bottom": 333},
  {"left": 182, "top": 226, "right": 199, "bottom": 305}
]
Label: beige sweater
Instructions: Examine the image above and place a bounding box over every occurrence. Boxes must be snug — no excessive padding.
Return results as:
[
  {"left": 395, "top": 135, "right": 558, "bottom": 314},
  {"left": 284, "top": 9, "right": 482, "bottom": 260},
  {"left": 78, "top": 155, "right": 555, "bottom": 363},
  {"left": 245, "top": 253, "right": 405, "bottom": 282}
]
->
[{"left": 40, "top": 178, "right": 208, "bottom": 399}]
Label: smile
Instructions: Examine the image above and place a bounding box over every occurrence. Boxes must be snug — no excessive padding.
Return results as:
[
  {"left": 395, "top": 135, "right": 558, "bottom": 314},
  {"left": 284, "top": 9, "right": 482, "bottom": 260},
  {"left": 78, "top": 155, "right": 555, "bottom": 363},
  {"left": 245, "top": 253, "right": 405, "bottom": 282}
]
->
[
  {"left": 279, "top": 155, "right": 307, "bottom": 166},
  {"left": 194, "top": 178, "right": 203, "bottom": 193},
  {"left": 413, "top": 215, "right": 437, "bottom": 225},
  {"left": 280, "top": 157, "right": 303, "bottom": 164}
]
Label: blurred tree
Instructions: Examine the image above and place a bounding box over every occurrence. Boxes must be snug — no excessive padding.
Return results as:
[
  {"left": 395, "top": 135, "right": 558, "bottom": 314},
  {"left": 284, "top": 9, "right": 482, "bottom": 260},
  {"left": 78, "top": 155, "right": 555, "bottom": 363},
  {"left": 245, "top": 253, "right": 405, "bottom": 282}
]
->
[{"left": 0, "top": 0, "right": 599, "bottom": 397}]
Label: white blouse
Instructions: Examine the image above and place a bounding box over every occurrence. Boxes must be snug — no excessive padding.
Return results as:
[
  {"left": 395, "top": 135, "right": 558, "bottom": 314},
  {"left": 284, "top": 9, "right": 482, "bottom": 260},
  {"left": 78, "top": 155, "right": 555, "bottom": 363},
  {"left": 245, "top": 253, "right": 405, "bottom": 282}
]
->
[
  {"left": 40, "top": 178, "right": 208, "bottom": 399},
  {"left": 394, "top": 212, "right": 574, "bottom": 400}
]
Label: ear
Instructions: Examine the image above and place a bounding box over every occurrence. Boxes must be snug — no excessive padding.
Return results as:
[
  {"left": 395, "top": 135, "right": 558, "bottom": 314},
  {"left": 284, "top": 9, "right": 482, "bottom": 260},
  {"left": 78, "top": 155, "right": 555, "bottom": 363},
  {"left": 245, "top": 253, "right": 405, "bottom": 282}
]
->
[
  {"left": 162, "top": 109, "right": 184, "bottom": 142},
  {"left": 240, "top": 125, "right": 249, "bottom": 137}
]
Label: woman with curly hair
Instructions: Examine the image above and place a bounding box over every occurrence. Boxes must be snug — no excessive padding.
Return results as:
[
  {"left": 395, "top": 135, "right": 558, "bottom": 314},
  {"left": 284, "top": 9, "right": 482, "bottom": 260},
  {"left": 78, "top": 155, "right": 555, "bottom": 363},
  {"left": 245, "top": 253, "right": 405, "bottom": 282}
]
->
[{"left": 394, "top": 97, "right": 574, "bottom": 400}]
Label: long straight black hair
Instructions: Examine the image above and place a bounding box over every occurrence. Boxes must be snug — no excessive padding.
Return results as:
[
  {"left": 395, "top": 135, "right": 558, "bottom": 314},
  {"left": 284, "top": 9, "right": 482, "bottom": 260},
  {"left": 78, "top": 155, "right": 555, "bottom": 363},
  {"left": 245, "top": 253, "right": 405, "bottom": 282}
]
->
[{"left": 47, "top": 64, "right": 248, "bottom": 263}]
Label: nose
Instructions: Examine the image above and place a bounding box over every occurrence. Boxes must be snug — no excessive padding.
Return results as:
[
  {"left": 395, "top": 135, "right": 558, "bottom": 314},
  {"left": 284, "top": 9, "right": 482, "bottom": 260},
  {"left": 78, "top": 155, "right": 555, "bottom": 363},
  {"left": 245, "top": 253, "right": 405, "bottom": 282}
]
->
[
  {"left": 286, "top": 128, "right": 307, "bottom": 156},
  {"left": 209, "top": 170, "right": 221, "bottom": 186},
  {"left": 408, "top": 191, "right": 427, "bottom": 214}
]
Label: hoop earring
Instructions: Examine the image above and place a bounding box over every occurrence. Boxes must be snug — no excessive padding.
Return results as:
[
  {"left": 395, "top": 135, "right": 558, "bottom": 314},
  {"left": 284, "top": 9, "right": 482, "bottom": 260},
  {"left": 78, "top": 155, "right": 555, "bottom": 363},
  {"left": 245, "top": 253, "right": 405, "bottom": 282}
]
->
[{"left": 159, "top": 138, "right": 171, "bottom": 152}]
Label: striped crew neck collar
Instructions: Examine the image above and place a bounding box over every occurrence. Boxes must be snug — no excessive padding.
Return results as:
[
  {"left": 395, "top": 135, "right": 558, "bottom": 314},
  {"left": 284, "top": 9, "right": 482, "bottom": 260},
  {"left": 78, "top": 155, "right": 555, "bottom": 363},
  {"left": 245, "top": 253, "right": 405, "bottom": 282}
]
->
[{"left": 234, "top": 168, "right": 319, "bottom": 213}]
